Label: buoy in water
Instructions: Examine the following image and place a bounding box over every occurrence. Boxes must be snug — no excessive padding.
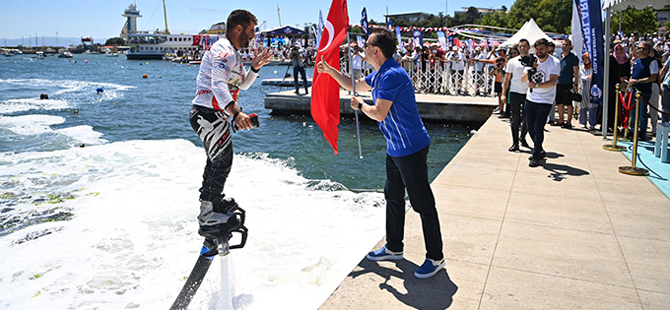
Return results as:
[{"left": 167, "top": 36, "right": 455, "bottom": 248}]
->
[
  {"left": 273, "top": 70, "right": 277, "bottom": 74},
  {"left": 84, "top": 59, "right": 88, "bottom": 63},
  {"left": 96, "top": 87, "right": 104, "bottom": 95},
  {"left": 79, "top": 143, "right": 85, "bottom": 148},
  {"left": 40, "top": 93, "right": 49, "bottom": 100},
  {"left": 73, "top": 109, "right": 79, "bottom": 114},
  {"left": 145, "top": 62, "right": 149, "bottom": 65},
  {"left": 142, "top": 73, "right": 148, "bottom": 79}
]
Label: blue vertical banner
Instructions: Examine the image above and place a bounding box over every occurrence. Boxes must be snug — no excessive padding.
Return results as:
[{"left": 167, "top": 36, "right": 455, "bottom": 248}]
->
[
  {"left": 388, "top": 19, "right": 393, "bottom": 30},
  {"left": 436, "top": 31, "right": 447, "bottom": 50},
  {"left": 395, "top": 26, "right": 402, "bottom": 50},
  {"left": 413, "top": 29, "right": 423, "bottom": 48},
  {"left": 575, "top": 0, "right": 604, "bottom": 106},
  {"left": 448, "top": 35, "right": 454, "bottom": 47},
  {"left": 361, "top": 8, "right": 369, "bottom": 39},
  {"left": 357, "top": 35, "right": 365, "bottom": 48}
]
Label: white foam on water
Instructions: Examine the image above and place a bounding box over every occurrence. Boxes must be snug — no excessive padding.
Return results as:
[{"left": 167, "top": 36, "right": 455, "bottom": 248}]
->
[
  {"left": 0, "top": 114, "right": 65, "bottom": 135},
  {"left": 0, "top": 139, "right": 386, "bottom": 309},
  {"left": 0, "top": 114, "right": 107, "bottom": 149},
  {"left": 0, "top": 78, "right": 134, "bottom": 114},
  {"left": 0, "top": 98, "right": 71, "bottom": 114}
]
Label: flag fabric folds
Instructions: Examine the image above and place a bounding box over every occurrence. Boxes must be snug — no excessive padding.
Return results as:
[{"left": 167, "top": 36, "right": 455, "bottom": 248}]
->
[{"left": 311, "top": 0, "right": 349, "bottom": 155}]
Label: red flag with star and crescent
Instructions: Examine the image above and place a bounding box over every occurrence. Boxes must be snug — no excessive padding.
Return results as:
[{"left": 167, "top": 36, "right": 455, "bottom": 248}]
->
[{"left": 311, "top": 0, "right": 349, "bottom": 155}]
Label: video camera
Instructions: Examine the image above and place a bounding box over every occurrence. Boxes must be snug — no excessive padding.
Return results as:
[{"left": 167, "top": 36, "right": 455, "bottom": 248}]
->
[
  {"left": 520, "top": 53, "right": 536, "bottom": 67},
  {"left": 520, "top": 54, "right": 539, "bottom": 92}
]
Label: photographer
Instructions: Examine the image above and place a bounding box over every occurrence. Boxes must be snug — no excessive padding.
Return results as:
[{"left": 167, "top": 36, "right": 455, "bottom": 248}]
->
[
  {"left": 502, "top": 39, "right": 531, "bottom": 152},
  {"left": 490, "top": 54, "right": 507, "bottom": 116},
  {"left": 521, "top": 38, "right": 560, "bottom": 167},
  {"left": 290, "top": 45, "right": 309, "bottom": 95},
  {"left": 555, "top": 38, "right": 579, "bottom": 129}
]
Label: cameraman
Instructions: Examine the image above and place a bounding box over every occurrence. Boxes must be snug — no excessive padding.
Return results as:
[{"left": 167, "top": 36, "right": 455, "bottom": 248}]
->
[
  {"left": 290, "top": 45, "right": 309, "bottom": 95},
  {"left": 521, "top": 38, "right": 560, "bottom": 167},
  {"left": 502, "top": 39, "right": 531, "bottom": 152},
  {"left": 490, "top": 54, "right": 506, "bottom": 116}
]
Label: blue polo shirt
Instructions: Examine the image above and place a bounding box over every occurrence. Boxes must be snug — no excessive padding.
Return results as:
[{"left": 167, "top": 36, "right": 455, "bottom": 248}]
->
[{"left": 365, "top": 58, "right": 430, "bottom": 157}]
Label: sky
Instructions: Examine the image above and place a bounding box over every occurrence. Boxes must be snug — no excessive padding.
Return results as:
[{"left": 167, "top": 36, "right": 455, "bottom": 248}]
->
[{"left": 0, "top": 0, "right": 515, "bottom": 42}]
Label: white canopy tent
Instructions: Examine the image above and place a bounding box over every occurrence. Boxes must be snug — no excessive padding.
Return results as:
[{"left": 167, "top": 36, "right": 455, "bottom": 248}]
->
[
  {"left": 500, "top": 18, "right": 558, "bottom": 48},
  {"left": 600, "top": 0, "right": 668, "bottom": 137}
]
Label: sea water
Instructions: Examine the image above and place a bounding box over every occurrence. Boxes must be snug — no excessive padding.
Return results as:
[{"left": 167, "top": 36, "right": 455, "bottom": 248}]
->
[{"left": 0, "top": 55, "right": 473, "bottom": 309}]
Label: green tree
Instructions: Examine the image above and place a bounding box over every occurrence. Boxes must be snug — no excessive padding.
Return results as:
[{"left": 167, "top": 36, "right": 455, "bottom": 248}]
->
[
  {"left": 453, "top": 7, "right": 482, "bottom": 26},
  {"left": 610, "top": 6, "right": 660, "bottom": 36},
  {"left": 104, "top": 37, "right": 124, "bottom": 46},
  {"left": 535, "top": 0, "right": 572, "bottom": 33},
  {"left": 478, "top": 11, "right": 509, "bottom": 28}
]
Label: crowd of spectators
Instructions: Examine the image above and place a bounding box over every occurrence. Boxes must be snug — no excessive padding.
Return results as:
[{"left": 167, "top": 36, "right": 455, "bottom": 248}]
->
[{"left": 606, "top": 31, "right": 670, "bottom": 141}]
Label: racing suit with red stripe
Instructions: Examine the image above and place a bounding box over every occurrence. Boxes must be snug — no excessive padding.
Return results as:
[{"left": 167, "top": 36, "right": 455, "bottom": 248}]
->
[{"left": 189, "top": 37, "right": 258, "bottom": 206}]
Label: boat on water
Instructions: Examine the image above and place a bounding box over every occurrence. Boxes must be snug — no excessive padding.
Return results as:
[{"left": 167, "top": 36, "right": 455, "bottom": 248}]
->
[
  {"left": 58, "top": 51, "right": 73, "bottom": 58},
  {"left": 105, "top": 52, "right": 120, "bottom": 57}
]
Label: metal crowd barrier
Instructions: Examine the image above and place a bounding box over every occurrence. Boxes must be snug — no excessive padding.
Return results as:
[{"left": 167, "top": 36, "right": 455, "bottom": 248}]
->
[{"left": 340, "top": 58, "right": 496, "bottom": 97}]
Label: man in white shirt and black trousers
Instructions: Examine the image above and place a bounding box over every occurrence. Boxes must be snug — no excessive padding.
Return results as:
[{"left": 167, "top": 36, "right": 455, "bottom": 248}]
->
[
  {"left": 502, "top": 39, "right": 531, "bottom": 152},
  {"left": 521, "top": 38, "right": 560, "bottom": 167}
]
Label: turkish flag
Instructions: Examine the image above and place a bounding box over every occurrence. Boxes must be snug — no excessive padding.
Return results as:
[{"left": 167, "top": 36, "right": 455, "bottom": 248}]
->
[{"left": 311, "top": 0, "right": 349, "bottom": 155}]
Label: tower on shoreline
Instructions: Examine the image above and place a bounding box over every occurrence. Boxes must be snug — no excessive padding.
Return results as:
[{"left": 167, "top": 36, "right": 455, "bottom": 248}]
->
[{"left": 121, "top": 4, "right": 142, "bottom": 40}]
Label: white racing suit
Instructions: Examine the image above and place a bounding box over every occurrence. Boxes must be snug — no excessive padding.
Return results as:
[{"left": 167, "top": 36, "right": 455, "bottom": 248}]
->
[{"left": 189, "top": 37, "right": 258, "bottom": 210}]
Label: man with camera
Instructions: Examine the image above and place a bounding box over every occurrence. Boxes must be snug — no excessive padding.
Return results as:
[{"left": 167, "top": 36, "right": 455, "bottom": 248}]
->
[
  {"left": 555, "top": 38, "right": 579, "bottom": 129},
  {"left": 502, "top": 39, "right": 531, "bottom": 152},
  {"left": 316, "top": 28, "right": 445, "bottom": 279},
  {"left": 290, "top": 45, "right": 309, "bottom": 95},
  {"left": 521, "top": 38, "right": 560, "bottom": 167}
]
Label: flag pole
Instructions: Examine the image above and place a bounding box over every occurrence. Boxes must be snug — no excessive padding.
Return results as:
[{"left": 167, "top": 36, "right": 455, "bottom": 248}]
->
[{"left": 347, "top": 31, "right": 363, "bottom": 159}]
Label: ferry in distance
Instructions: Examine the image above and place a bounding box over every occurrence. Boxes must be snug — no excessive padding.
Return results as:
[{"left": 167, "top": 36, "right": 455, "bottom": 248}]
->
[{"left": 121, "top": 2, "right": 223, "bottom": 60}]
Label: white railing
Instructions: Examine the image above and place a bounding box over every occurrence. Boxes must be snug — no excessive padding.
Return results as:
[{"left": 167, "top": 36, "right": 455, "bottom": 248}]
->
[{"left": 340, "top": 58, "right": 496, "bottom": 97}]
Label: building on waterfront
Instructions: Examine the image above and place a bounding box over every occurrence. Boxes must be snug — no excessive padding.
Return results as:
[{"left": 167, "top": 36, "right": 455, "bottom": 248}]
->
[{"left": 384, "top": 12, "right": 432, "bottom": 23}]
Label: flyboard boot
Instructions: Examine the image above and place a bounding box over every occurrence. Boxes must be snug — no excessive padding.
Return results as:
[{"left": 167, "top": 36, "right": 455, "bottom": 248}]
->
[
  {"left": 170, "top": 197, "right": 248, "bottom": 310},
  {"left": 197, "top": 197, "right": 248, "bottom": 256}
]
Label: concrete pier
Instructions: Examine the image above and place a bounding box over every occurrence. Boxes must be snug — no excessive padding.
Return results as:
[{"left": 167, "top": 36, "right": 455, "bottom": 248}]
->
[
  {"left": 264, "top": 89, "right": 497, "bottom": 124},
  {"left": 319, "top": 115, "right": 670, "bottom": 310}
]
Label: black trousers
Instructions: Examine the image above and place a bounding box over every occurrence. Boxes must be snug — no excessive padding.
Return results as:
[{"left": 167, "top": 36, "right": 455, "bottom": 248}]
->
[
  {"left": 510, "top": 92, "right": 528, "bottom": 145},
  {"left": 525, "top": 100, "right": 552, "bottom": 157},
  {"left": 384, "top": 145, "right": 444, "bottom": 261},
  {"left": 189, "top": 105, "right": 234, "bottom": 204},
  {"left": 293, "top": 66, "right": 308, "bottom": 92}
]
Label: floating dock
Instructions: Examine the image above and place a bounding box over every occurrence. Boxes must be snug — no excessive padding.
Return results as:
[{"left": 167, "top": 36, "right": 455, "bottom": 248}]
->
[
  {"left": 264, "top": 88, "right": 497, "bottom": 124},
  {"left": 261, "top": 78, "right": 312, "bottom": 87}
]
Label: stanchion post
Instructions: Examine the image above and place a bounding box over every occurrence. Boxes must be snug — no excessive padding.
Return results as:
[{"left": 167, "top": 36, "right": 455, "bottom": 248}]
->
[
  {"left": 621, "top": 91, "right": 631, "bottom": 142},
  {"left": 604, "top": 83, "right": 625, "bottom": 151},
  {"left": 619, "top": 91, "right": 649, "bottom": 176}
]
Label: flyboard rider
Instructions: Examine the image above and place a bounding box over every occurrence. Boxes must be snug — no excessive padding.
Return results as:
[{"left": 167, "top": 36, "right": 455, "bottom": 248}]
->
[{"left": 190, "top": 10, "right": 271, "bottom": 235}]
